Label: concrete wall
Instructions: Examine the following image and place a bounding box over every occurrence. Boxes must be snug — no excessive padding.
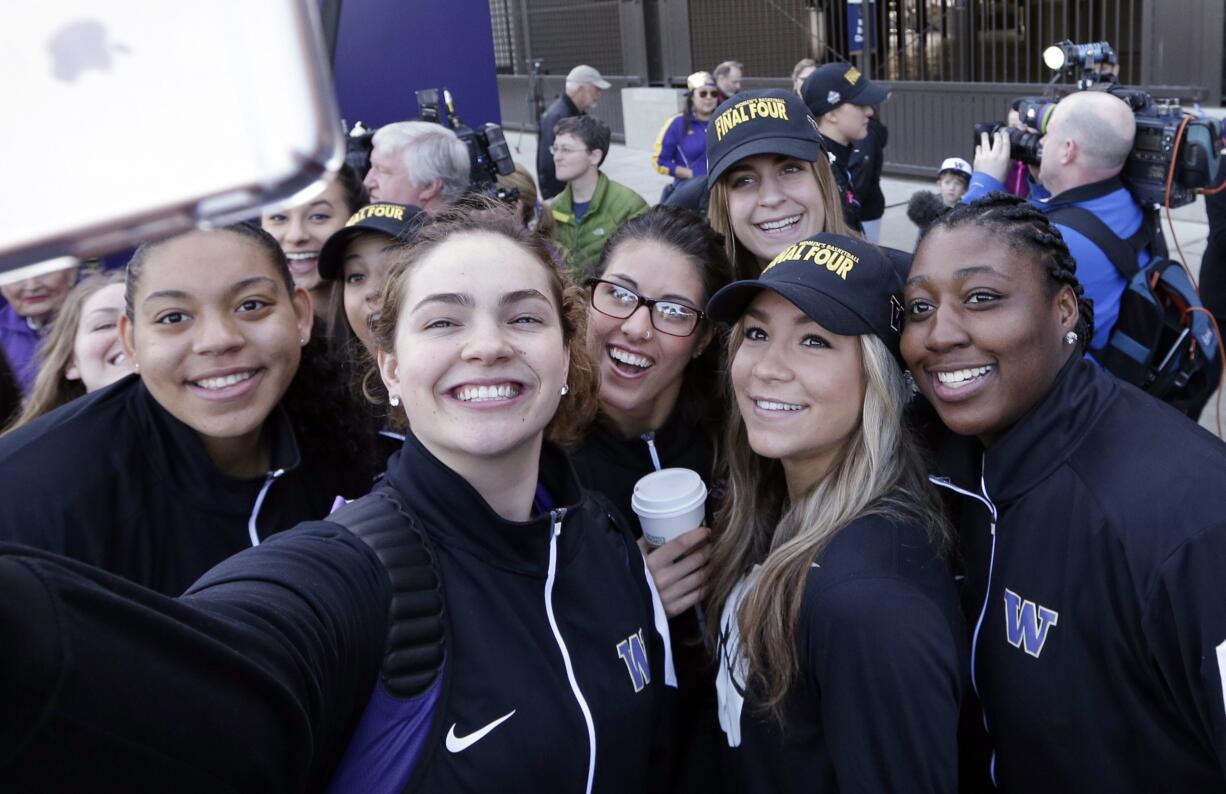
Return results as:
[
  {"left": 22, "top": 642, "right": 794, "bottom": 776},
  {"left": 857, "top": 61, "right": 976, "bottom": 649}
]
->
[{"left": 621, "top": 87, "right": 685, "bottom": 151}]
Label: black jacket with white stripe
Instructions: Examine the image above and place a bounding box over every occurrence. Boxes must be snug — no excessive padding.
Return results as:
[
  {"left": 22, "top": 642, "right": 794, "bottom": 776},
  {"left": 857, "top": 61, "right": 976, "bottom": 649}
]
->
[
  {"left": 932, "top": 356, "right": 1226, "bottom": 792},
  {"left": 0, "top": 374, "right": 342, "bottom": 595}
]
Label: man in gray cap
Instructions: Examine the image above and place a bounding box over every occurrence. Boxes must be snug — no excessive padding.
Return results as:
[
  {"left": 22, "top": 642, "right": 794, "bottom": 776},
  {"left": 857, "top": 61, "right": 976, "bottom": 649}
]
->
[{"left": 537, "top": 64, "right": 611, "bottom": 200}]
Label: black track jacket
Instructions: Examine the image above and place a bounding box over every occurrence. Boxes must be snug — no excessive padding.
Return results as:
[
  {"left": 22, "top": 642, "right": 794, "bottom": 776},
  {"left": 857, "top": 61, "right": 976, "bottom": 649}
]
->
[
  {"left": 0, "top": 375, "right": 339, "bottom": 595},
  {"left": 932, "top": 356, "right": 1226, "bottom": 792}
]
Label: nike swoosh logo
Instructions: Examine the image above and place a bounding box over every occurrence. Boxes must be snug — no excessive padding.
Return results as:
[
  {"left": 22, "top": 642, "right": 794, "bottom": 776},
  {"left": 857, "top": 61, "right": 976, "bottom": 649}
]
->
[{"left": 445, "top": 710, "right": 516, "bottom": 753}]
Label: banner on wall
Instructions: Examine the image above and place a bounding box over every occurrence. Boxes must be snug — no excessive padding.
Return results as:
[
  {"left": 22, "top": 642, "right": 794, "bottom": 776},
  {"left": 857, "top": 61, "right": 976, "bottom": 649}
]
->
[{"left": 847, "top": 0, "right": 864, "bottom": 53}]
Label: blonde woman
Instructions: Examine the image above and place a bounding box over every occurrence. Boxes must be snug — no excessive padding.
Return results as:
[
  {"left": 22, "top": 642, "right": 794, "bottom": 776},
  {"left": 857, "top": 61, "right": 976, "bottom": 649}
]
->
[
  {"left": 704, "top": 89, "right": 853, "bottom": 279},
  {"left": 6, "top": 271, "right": 130, "bottom": 432},
  {"left": 704, "top": 232, "right": 965, "bottom": 792}
]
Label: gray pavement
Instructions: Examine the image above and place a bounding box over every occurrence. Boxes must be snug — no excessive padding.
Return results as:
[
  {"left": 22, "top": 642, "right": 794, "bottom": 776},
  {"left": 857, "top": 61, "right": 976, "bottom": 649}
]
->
[{"left": 511, "top": 131, "right": 1222, "bottom": 437}]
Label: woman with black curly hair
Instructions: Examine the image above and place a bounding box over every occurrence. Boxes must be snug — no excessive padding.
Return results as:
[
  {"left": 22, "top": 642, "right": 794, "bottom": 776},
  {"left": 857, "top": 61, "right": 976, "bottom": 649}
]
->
[
  {"left": 904, "top": 193, "right": 1226, "bottom": 792},
  {"left": 0, "top": 223, "right": 373, "bottom": 595}
]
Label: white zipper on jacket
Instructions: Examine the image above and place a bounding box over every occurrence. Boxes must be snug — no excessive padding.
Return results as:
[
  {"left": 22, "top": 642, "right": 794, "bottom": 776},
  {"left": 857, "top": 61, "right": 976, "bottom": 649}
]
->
[
  {"left": 930, "top": 461, "right": 999, "bottom": 786},
  {"left": 544, "top": 507, "right": 597, "bottom": 794},
  {"left": 640, "top": 432, "right": 662, "bottom": 471},
  {"left": 247, "top": 468, "right": 286, "bottom": 547}
]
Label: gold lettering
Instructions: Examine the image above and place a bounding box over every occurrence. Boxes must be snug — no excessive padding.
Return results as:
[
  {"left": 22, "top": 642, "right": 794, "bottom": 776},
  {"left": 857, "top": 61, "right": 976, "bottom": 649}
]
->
[
  {"left": 835, "top": 256, "right": 856, "bottom": 279},
  {"left": 812, "top": 247, "right": 832, "bottom": 266},
  {"left": 715, "top": 98, "right": 790, "bottom": 140}
]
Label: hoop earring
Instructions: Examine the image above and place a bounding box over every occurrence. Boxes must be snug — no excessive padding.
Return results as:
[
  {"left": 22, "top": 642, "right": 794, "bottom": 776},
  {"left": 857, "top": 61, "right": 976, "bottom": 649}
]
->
[{"left": 1064, "top": 331, "right": 1079, "bottom": 345}]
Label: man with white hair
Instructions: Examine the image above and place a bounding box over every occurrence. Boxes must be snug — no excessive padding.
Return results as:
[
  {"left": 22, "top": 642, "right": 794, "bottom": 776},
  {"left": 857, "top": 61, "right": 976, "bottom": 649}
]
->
[
  {"left": 364, "top": 121, "right": 471, "bottom": 214},
  {"left": 968, "top": 90, "right": 1146, "bottom": 350},
  {"left": 537, "top": 64, "right": 611, "bottom": 200}
]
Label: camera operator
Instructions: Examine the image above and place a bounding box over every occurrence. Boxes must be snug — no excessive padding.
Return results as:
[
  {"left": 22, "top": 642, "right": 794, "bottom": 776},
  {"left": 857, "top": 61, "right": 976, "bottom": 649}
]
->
[
  {"left": 968, "top": 91, "right": 1145, "bottom": 351},
  {"left": 364, "top": 121, "right": 470, "bottom": 215}
]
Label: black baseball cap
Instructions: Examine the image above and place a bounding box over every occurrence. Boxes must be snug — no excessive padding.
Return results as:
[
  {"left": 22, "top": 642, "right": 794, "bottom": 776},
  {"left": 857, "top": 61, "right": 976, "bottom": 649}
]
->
[
  {"left": 706, "top": 89, "right": 825, "bottom": 186},
  {"left": 706, "top": 232, "right": 907, "bottom": 363},
  {"left": 801, "top": 63, "right": 890, "bottom": 116},
  {"left": 317, "top": 202, "right": 426, "bottom": 280}
]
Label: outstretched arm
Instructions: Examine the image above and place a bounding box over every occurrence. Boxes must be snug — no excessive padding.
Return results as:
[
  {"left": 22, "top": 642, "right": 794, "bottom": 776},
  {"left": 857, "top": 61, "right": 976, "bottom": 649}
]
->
[{"left": 0, "top": 523, "right": 390, "bottom": 793}]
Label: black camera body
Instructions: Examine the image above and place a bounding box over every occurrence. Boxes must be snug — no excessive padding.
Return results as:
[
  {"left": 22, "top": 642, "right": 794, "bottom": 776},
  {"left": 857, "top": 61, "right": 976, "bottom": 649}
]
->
[
  {"left": 416, "top": 88, "right": 518, "bottom": 201},
  {"left": 972, "top": 122, "right": 1043, "bottom": 167},
  {"left": 972, "top": 41, "right": 1223, "bottom": 208}
]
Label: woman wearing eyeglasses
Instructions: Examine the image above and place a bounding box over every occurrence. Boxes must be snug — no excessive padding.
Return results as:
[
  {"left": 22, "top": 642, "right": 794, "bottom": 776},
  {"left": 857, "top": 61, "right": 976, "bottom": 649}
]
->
[
  {"left": 653, "top": 72, "right": 720, "bottom": 202},
  {"left": 570, "top": 205, "right": 734, "bottom": 790}
]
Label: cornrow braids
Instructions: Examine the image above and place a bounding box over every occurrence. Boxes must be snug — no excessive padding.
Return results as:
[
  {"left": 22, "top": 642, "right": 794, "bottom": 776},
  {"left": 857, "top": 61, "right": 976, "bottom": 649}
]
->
[{"left": 921, "top": 192, "right": 1095, "bottom": 347}]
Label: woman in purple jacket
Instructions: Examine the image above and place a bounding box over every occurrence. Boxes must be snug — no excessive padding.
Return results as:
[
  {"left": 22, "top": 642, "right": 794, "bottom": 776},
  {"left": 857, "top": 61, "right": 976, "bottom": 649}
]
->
[{"left": 652, "top": 72, "right": 719, "bottom": 199}]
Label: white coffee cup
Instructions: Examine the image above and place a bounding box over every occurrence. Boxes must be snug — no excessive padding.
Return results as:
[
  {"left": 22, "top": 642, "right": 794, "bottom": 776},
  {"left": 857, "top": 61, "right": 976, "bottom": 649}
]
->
[{"left": 631, "top": 468, "right": 708, "bottom": 547}]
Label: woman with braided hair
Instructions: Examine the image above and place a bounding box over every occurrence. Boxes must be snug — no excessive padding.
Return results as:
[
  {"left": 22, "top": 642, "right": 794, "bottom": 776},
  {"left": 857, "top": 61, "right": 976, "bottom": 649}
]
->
[{"left": 902, "top": 192, "right": 1226, "bottom": 792}]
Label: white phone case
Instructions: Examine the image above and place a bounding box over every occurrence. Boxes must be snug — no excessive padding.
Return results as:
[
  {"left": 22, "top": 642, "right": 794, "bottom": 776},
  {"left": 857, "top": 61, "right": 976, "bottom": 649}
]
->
[{"left": 0, "top": 0, "right": 344, "bottom": 274}]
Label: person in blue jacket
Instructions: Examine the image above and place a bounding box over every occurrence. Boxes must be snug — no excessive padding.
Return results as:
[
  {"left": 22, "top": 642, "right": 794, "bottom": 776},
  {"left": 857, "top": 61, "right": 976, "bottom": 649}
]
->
[
  {"left": 652, "top": 72, "right": 719, "bottom": 199},
  {"left": 904, "top": 192, "right": 1226, "bottom": 792},
  {"left": 965, "top": 90, "right": 1147, "bottom": 351}
]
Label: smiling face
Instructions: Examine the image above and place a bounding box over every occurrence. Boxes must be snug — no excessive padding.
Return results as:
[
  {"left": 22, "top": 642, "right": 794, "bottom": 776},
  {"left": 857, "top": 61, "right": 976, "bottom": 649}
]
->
[
  {"left": 378, "top": 231, "right": 568, "bottom": 468},
  {"left": 586, "top": 238, "right": 711, "bottom": 436},
  {"left": 65, "top": 283, "right": 131, "bottom": 392},
  {"left": 901, "top": 224, "right": 1077, "bottom": 444},
  {"left": 119, "top": 231, "right": 312, "bottom": 463},
  {"left": 731, "top": 290, "right": 865, "bottom": 493},
  {"left": 724, "top": 155, "right": 827, "bottom": 265},
  {"left": 1, "top": 267, "right": 76, "bottom": 323},
  {"left": 260, "top": 179, "right": 352, "bottom": 296},
  {"left": 342, "top": 232, "right": 400, "bottom": 355}
]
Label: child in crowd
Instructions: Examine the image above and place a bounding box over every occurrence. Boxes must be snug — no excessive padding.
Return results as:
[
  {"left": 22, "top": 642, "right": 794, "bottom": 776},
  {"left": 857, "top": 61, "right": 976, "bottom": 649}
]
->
[
  {"left": 936, "top": 157, "right": 972, "bottom": 206},
  {"left": 906, "top": 156, "right": 972, "bottom": 235}
]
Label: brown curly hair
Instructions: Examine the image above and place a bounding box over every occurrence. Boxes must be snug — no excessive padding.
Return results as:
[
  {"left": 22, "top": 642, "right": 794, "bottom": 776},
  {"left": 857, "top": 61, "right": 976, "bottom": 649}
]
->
[{"left": 364, "top": 198, "right": 598, "bottom": 444}]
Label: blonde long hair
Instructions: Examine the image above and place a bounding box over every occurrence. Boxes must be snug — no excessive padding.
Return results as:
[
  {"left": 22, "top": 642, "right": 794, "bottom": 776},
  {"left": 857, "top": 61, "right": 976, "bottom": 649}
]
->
[
  {"left": 5, "top": 271, "right": 121, "bottom": 433},
  {"left": 707, "top": 159, "right": 854, "bottom": 280},
  {"left": 704, "top": 328, "right": 950, "bottom": 714}
]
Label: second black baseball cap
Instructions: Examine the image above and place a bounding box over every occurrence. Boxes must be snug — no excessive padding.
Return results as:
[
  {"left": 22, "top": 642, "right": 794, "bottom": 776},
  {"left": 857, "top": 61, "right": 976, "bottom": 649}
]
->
[
  {"left": 801, "top": 62, "right": 890, "bottom": 116},
  {"left": 705, "top": 89, "right": 825, "bottom": 186},
  {"left": 706, "top": 232, "right": 906, "bottom": 364},
  {"left": 317, "top": 203, "right": 426, "bottom": 280}
]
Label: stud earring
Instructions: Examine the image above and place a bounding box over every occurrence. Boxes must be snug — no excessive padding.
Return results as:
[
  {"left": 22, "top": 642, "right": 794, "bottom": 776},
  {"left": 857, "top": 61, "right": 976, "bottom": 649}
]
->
[
  {"left": 299, "top": 336, "right": 307, "bottom": 346},
  {"left": 133, "top": 363, "right": 140, "bottom": 373},
  {"left": 389, "top": 395, "right": 400, "bottom": 407},
  {"left": 1064, "top": 331, "right": 1079, "bottom": 345},
  {"left": 560, "top": 384, "right": 570, "bottom": 396}
]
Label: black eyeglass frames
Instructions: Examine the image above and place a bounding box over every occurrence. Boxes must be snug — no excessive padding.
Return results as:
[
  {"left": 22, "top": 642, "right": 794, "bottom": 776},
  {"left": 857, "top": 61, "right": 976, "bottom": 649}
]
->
[{"left": 587, "top": 279, "right": 706, "bottom": 337}]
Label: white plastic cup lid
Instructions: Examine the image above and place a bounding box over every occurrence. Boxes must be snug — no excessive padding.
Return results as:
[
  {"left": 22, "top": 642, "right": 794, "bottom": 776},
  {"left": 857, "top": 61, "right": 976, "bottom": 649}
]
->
[{"left": 631, "top": 468, "right": 707, "bottom": 517}]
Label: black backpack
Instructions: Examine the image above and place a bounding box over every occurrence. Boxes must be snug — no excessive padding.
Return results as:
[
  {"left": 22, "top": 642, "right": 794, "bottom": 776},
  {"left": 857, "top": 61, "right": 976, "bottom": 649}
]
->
[{"left": 1048, "top": 206, "right": 1220, "bottom": 412}]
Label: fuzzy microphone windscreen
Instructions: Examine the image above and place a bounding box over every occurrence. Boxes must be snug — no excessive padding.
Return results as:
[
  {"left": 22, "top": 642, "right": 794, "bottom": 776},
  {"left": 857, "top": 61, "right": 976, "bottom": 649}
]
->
[{"left": 906, "top": 190, "right": 951, "bottom": 230}]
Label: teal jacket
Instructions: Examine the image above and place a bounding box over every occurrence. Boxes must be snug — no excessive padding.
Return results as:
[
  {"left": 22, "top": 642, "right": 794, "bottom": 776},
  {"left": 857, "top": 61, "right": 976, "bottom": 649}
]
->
[{"left": 552, "top": 172, "right": 649, "bottom": 277}]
